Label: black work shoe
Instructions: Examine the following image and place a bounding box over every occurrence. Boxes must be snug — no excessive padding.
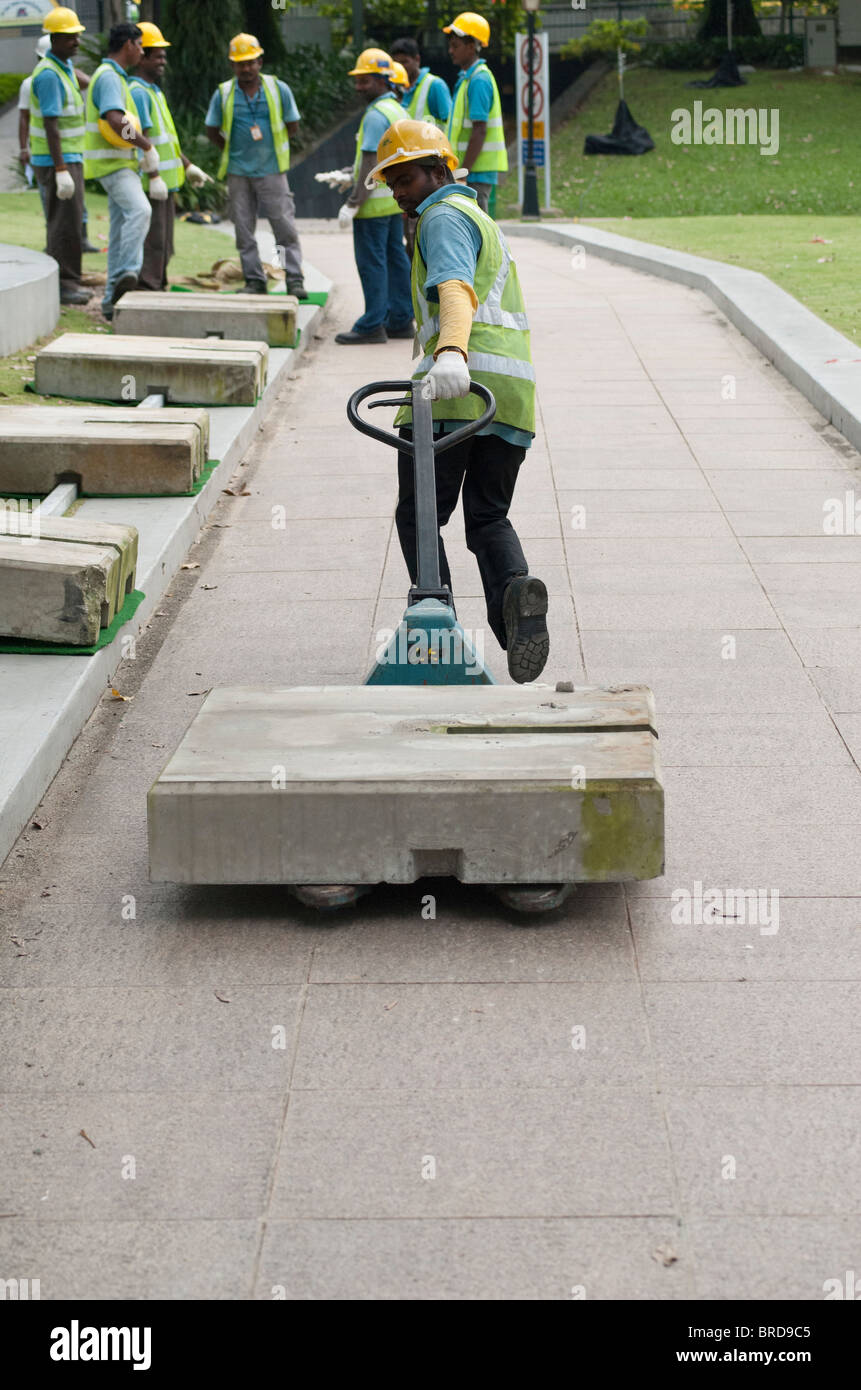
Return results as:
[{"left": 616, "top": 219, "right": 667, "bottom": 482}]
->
[
  {"left": 386, "top": 322, "right": 415, "bottom": 339},
  {"left": 502, "top": 575, "right": 549, "bottom": 684},
  {"left": 60, "top": 287, "right": 91, "bottom": 305},
  {"left": 110, "top": 272, "right": 137, "bottom": 305},
  {"left": 286, "top": 278, "right": 306, "bottom": 298},
  {"left": 81, "top": 240, "right": 100, "bottom": 254},
  {"left": 241, "top": 280, "right": 268, "bottom": 295},
  {"left": 334, "top": 327, "right": 388, "bottom": 345}
]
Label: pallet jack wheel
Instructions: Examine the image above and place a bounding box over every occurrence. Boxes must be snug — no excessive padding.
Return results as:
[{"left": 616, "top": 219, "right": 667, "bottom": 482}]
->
[
  {"left": 490, "top": 883, "right": 576, "bottom": 915},
  {"left": 288, "top": 884, "right": 373, "bottom": 912}
]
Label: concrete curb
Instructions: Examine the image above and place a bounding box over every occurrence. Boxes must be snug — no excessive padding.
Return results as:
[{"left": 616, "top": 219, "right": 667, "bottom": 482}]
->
[
  {"left": 500, "top": 220, "right": 861, "bottom": 454},
  {"left": 0, "top": 243, "right": 58, "bottom": 356},
  {"left": 0, "top": 277, "right": 332, "bottom": 869}
]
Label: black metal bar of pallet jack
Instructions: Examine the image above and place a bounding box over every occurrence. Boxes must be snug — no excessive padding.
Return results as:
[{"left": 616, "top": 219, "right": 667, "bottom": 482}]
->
[{"left": 410, "top": 381, "right": 448, "bottom": 603}]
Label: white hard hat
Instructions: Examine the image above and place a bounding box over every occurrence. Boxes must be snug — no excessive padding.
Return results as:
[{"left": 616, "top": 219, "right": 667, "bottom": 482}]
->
[{"left": 36, "top": 34, "right": 51, "bottom": 58}]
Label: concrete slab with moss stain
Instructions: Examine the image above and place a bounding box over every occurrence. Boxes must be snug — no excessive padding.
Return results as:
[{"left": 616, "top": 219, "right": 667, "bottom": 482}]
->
[
  {"left": 34, "top": 333, "right": 268, "bottom": 407},
  {"left": 148, "top": 684, "right": 664, "bottom": 886},
  {"left": 114, "top": 291, "right": 298, "bottom": 348},
  {"left": 0, "top": 515, "right": 139, "bottom": 618},
  {"left": 0, "top": 406, "right": 209, "bottom": 495},
  {"left": 0, "top": 535, "right": 120, "bottom": 645}
]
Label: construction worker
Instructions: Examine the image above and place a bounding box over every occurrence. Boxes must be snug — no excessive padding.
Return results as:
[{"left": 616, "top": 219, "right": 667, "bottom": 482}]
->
[
  {"left": 23, "top": 34, "right": 97, "bottom": 252},
  {"left": 85, "top": 22, "right": 161, "bottom": 321},
  {"left": 130, "top": 21, "right": 209, "bottom": 292},
  {"left": 334, "top": 49, "right": 413, "bottom": 346},
  {"left": 28, "top": 7, "right": 89, "bottom": 305},
  {"left": 444, "top": 11, "right": 508, "bottom": 215},
  {"left": 389, "top": 38, "right": 452, "bottom": 130},
  {"left": 204, "top": 33, "right": 305, "bottom": 298},
  {"left": 389, "top": 61, "right": 410, "bottom": 99},
  {"left": 369, "top": 119, "right": 548, "bottom": 682}
]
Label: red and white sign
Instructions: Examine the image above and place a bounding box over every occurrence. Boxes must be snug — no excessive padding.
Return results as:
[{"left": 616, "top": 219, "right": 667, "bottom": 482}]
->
[{"left": 514, "top": 30, "right": 550, "bottom": 208}]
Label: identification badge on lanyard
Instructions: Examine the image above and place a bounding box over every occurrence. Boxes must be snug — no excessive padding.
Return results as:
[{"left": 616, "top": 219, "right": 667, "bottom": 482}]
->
[{"left": 249, "top": 123, "right": 263, "bottom": 141}]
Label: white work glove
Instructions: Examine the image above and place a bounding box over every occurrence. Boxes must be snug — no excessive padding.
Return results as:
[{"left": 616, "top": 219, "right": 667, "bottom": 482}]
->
[
  {"left": 424, "top": 351, "right": 471, "bottom": 401},
  {"left": 55, "top": 169, "right": 75, "bottom": 200},
  {"left": 338, "top": 203, "right": 357, "bottom": 230},
  {"left": 141, "top": 144, "right": 159, "bottom": 175},
  {"left": 148, "top": 174, "right": 169, "bottom": 202},
  {"left": 185, "top": 163, "right": 210, "bottom": 188},
  {"left": 316, "top": 167, "right": 353, "bottom": 191}
]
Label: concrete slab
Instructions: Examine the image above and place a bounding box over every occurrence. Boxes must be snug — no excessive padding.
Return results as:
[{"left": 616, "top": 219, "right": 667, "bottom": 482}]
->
[
  {"left": 114, "top": 290, "right": 298, "bottom": 347},
  {"left": 147, "top": 684, "right": 664, "bottom": 887},
  {"left": 0, "top": 242, "right": 58, "bottom": 356},
  {"left": 0, "top": 515, "right": 139, "bottom": 616},
  {"left": 0, "top": 405, "right": 209, "bottom": 495},
  {"left": 34, "top": 333, "right": 268, "bottom": 406},
  {"left": 0, "top": 536, "right": 119, "bottom": 645}
]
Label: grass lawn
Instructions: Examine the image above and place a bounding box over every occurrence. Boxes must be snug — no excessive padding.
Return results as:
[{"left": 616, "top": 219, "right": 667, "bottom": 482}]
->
[
  {"left": 499, "top": 66, "right": 861, "bottom": 345},
  {"left": 0, "top": 188, "right": 233, "bottom": 405}
]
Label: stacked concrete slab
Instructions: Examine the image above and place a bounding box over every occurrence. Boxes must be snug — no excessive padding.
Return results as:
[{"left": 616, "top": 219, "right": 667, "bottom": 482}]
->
[
  {"left": 0, "top": 405, "right": 209, "bottom": 495},
  {"left": 114, "top": 291, "right": 298, "bottom": 348},
  {"left": 34, "top": 333, "right": 268, "bottom": 406}
]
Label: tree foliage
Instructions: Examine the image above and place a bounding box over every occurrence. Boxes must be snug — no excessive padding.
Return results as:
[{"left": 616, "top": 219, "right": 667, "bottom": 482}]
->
[{"left": 562, "top": 17, "right": 648, "bottom": 62}]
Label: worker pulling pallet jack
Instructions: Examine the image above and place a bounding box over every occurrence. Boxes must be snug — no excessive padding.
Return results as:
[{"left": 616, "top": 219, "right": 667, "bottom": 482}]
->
[{"left": 370, "top": 119, "right": 549, "bottom": 683}]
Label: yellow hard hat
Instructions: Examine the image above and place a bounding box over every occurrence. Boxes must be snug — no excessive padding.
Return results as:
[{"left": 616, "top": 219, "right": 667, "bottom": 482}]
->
[
  {"left": 138, "top": 20, "right": 170, "bottom": 48},
  {"left": 348, "top": 47, "right": 393, "bottom": 78},
  {"left": 229, "top": 33, "right": 264, "bottom": 62},
  {"left": 97, "top": 109, "right": 142, "bottom": 150},
  {"left": 390, "top": 61, "right": 409, "bottom": 90},
  {"left": 443, "top": 11, "right": 490, "bottom": 45},
  {"left": 367, "top": 118, "right": 458, "bottom": 187},
  {"left": 43, "top": 6, "right": 85, "bottom": 34}
]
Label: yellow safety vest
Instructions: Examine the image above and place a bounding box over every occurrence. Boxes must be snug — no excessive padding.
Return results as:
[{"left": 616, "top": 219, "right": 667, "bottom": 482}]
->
[
  {"left": 130, "top": 78, "right": 184, "bottom": 192},
  {"left": 84, "top": 62, "right": 140, "bottom": 179},
  {"left": 353, "top": 95, "right": 405, "bottom": 218},
  {"left": 447, "top": 61, "right": 508, "bottom": 175},
  {"left": 29, "top": 55, "right": 85, "bottom": 160},
  {"left": 217, "top": 75, "right": 290, "bottom": 180}
]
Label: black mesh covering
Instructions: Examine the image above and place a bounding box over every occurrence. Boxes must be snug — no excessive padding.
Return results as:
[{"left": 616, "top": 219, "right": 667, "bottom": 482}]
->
[
  {"left": 688, "top": 50, "right": 746, "bottom": 88},
  {"left": 583, "top": 100, "right": 655, "bottom": 156}
]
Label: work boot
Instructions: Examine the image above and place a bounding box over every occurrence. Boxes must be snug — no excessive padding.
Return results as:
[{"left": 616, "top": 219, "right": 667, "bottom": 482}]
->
[
  {"left": 386, "top": 321, "right": 415, "bottom": 339},
  {"left": 110, "top": 272, "right": 137, "bottom": 305},
  {"left": 81, "top": 239, "right": 100, "bottom": 254},
  {"left": 60, "top": 287, "right": 91, "bottom": 305},
  {"left": 502, "top": 575, "right": 549, "bottom": 684},
  {"left": 286, "top": 277, "right": 306, "bottom": 298},
  {"left": 242, "top": 280, "right": 268, "bottom": 294},
  {"left": 334, "top": 327, "right": 388, "bottom": 345}
]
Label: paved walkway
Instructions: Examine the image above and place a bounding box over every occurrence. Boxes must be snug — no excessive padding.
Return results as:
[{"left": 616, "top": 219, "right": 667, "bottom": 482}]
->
[{"left": 1, "top": 227, "right": 860, "bottom": 1299}]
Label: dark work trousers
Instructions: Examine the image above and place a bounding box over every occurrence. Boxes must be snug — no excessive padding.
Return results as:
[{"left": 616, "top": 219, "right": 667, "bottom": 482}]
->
[
  {"left": 35, "top": 162, "right": 83, "bottom": 295},
  {"left": 396, "top": 425, "right": 528, "bottom": 649},
  {"left": 138, "top": 190, "right": 175, "bottom": 291}
]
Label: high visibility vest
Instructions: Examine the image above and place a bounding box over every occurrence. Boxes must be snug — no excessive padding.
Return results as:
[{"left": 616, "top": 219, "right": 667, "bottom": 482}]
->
[
  {"left": 130, "top": 78, "right": 184, "bottom": 193},
  {"left": 403, "top": 70, "right": 447, "bottom": 131},
  {"left": 29, "top": 56, "right": 85, "bottom": 160},
  {"left": 447, "top": 62, "right": 508, "bottom": 175},
  {"left": 217, "top": 75, "right": 290, "bottom": 180},
  {"left": 84, "top": 62, "right": 140, "bottom": 179},
  {"left": 352, "top": 95, "right": 404, "bottom": 219},
  {"left": 396, "top": 191, "right": 534, "bottom": 434}
]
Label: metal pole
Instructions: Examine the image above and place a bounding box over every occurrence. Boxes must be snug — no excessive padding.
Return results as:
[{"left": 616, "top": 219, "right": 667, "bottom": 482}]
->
[
  {"left": 521, "top": 13, "right": 540, "bottom": 220},
  {"left": 727, "top": 0, "right": 733, "bottom": 52}
]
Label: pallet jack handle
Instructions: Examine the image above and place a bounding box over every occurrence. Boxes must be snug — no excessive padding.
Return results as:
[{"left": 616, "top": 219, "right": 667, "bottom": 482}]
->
[
  {"left": 346, "top": 379, "right": 495, "bottom": 457},
  {"left": 346, "top": 380, "right": 496, "bottom": 604}
]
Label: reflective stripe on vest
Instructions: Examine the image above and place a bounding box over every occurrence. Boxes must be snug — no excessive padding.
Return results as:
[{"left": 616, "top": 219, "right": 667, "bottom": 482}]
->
[
  {"left": 130, "top": 78, "right": 185, "bottom": 192},
  {"left": 84, "top": 63, "right": 139, "bottom": 179},
  {"left": 29, "top": 57, "right": 85, "bottom": 158},
  {"left": 217, "top": 75, "right": 290, "bottom": 180},
  {"left": 353, "top": 94, "right": 405, "bottom": 218},
  {"left": 447, "top": 62, "right": 508, "bottom": 173},
  {"left": 404, "top": 71, "right": 445, "bottom": 130},
  {"left": 396, "top": 191, "right": 534, "bottom": 434}
]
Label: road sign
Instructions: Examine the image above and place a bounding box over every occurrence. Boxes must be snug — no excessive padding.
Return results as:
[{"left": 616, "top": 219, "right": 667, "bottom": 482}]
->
[{"left": 515, "top": 30, "right": 550, "bottom": 210}]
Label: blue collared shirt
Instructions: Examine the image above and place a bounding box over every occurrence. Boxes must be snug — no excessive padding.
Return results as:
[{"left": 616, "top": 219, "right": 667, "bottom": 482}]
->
[
  {"left": 451, "top": 59, "right": 496, "bottom": 185},
  {"left": 416, "top": 184, "right": 532, "bottom": 449},
  {"left": 31, "top": 52, "right": 82, "bottom": 165},
  {"left": 205, "top": 77, "right": 299, "bottom": 177}
]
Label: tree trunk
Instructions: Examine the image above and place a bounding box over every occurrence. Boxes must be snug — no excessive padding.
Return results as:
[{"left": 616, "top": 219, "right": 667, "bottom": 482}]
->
[
  {"left": 161, "top": 0, "right": 244, "bottom": 120},
  {"left": 104, "top": 0, "right": 127, "bottom": 29},
  {"left": 698, "top": 0, "right": 761, "bottom": 40},
  {"left": 242, "top": 0, "right": 289, "bottom": 65}
]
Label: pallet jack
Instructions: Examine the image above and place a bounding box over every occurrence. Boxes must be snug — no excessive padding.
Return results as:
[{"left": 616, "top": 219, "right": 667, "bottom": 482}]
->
[{"left": 148, "top": 381, "right": 664, "bottom": 914}]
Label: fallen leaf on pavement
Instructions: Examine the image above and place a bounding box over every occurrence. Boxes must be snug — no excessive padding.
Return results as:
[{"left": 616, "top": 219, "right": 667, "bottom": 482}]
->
[
  {"left": 79, "top": 1129, "right": 96, "bottom": 1149},
  {"left": 180, "top": 562, "right": 199, "bottom": 570},
  {"left": 214, "top": 991, "right": 230, "bottom": 1003},
  {"left": 652, "top": 1244, "right": 678, "bottom": 1267}
]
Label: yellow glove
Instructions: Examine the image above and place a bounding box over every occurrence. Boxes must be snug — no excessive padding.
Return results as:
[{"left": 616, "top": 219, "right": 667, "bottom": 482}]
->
[{"left": 434, "top": 279, "right": 478, "bottom": 360}]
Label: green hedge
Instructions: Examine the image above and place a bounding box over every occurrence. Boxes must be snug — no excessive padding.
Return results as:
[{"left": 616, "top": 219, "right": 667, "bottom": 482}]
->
[
  {"left": 0, "top": 73, "right": 26, "bottom": 107},
  {"left": 642, "top": 35, "right": 804, "bottom": 69}
]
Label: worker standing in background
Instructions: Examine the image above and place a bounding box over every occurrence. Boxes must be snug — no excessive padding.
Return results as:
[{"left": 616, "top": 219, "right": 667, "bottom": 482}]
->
[
  {"left": 444, "top": 11, "right": 508, "bottom": 215},
  {"left": 334, "top": 49, "right": 413, "bottom": 345},
  {"left": 28, "top": 7, "right": 90, "bottom": 305},
  {"left": 131, "top": 21, "right": 209, "bottom": 292},
  {"left": 85, "top": 21, "right": 161, "bottom": 320},
  {"left": 390, "top": 38, "right": 452, "bottom": 130},
  {"left": 23, "top": 33, "right": 97, "bottom": 252},
  {"left": 204, "top": 33, "right": 306, "bottom": 299},
  {"left": 371, "top": 119, "right": 548, "bottom": 683}
]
